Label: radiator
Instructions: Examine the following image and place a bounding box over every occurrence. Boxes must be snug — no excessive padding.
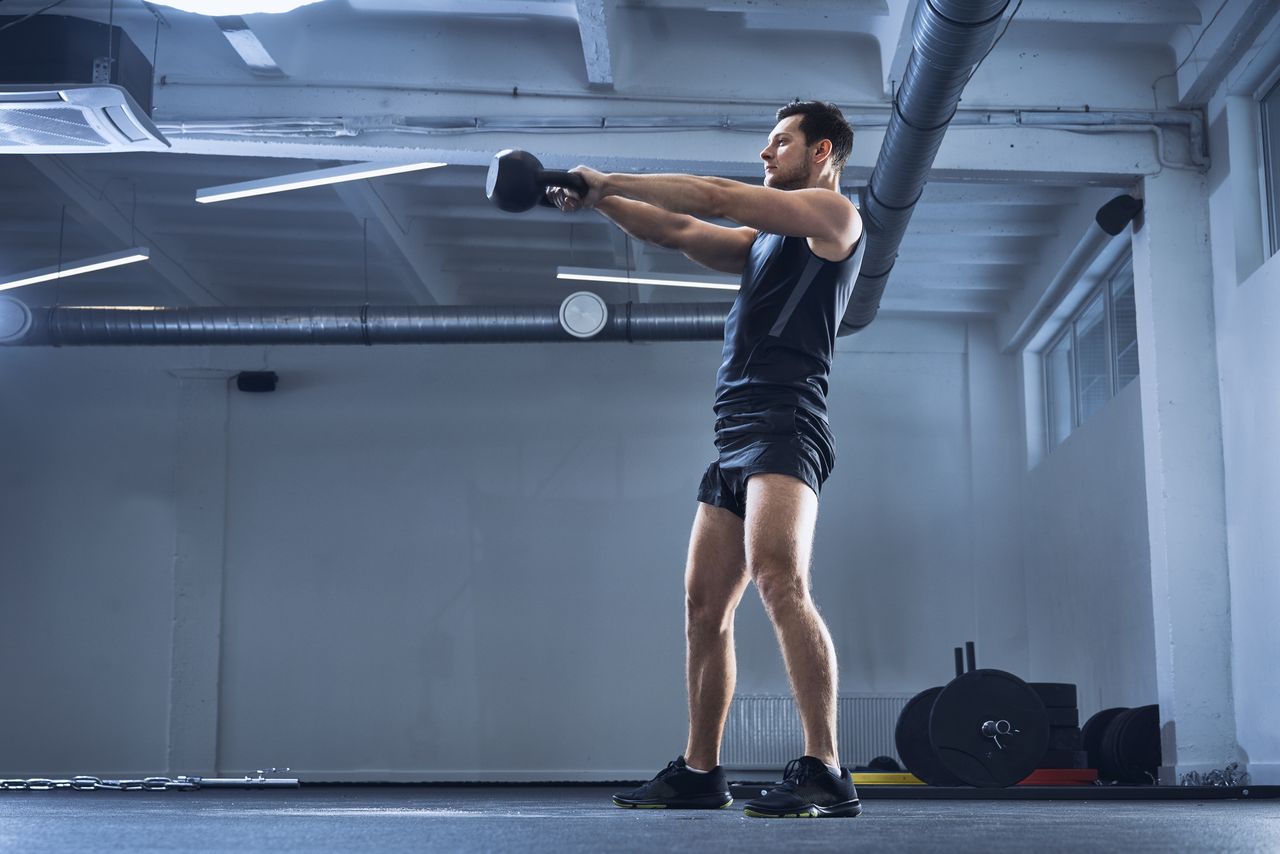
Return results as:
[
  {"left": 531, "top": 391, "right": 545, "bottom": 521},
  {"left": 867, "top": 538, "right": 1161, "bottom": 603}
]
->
[{"left": 720, "top": 694, "right": 914, "bottom": 770}]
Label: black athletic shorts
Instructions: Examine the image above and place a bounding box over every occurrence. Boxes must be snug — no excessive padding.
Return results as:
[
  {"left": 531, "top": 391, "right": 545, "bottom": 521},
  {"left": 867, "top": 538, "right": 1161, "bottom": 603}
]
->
[{"left": 696, "top": 405, "right": 836, "bottom": 520}]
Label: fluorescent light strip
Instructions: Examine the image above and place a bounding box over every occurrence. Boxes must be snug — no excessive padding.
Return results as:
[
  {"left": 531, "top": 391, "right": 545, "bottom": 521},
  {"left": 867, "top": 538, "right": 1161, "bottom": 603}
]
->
[
  {"left": 557, "top": 266, "right": 739, "bottom": 291},
  {"left": 196, "top": 161, "right": 446, "bottom": 204},
  {"left": 0, "top": 248, "right": 150, "bottom": 292},
  {"left": 148, "top": 1, "right": 323, "bottom": 14}
]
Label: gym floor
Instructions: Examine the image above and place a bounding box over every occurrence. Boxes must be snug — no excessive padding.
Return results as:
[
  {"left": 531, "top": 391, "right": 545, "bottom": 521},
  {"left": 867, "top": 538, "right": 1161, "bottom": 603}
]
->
[{"left": 3, "top": 787, "right": 1279, "bottom": 853}]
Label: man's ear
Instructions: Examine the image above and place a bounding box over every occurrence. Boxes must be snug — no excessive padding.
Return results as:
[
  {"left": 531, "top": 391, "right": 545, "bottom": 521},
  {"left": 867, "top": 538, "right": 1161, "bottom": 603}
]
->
[{"left": 813, "top": 138, "right": 833, "bottom": 165}]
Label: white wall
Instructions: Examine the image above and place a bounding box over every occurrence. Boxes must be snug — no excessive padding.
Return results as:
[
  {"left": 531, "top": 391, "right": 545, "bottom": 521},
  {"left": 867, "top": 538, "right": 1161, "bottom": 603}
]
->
[
  {"left": 0, "top": 315, "right": 1028, "bottom": 780},
  {"left": 1204, "top": 19, "right": 1280, "bottom": 781},
  {"left": 1021, "top": 381, "right": 1157, "bottom": 718}
]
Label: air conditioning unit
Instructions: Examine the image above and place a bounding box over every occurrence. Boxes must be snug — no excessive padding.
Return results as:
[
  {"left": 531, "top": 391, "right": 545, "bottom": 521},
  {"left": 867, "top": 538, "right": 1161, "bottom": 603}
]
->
[{"left": 0, "top": 14, "right": 169, "bottom": 152}]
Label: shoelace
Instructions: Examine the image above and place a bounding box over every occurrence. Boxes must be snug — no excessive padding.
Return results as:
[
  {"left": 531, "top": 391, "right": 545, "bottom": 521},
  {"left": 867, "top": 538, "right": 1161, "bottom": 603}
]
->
[
  {"left": 650, "top": 760, "right": 681, "bottom": 783},
  {"left": 774, "top": 758, "right": 817, "bottom": 793}
]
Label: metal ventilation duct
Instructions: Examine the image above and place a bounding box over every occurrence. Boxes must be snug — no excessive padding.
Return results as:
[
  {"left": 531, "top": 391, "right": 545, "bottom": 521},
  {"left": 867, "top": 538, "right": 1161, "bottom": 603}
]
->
[
  {"left": 841, "top": 0, "right": 1010, "bottom": 334},
  {"left": 0, "top": 298, "right": 730, "bottom": 347}
]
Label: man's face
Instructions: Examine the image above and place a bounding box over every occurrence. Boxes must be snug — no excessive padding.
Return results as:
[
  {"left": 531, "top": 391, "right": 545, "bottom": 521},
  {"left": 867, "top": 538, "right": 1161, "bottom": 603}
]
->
[{"left": 760, "top": 115, "right": 814, "bottom": 191}]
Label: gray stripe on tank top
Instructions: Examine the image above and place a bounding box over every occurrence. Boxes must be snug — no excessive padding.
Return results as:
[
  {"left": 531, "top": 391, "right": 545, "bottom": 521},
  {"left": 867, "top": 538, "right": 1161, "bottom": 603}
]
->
[{"left": 768, "top": 252, "right": 825, "bottom": 337}]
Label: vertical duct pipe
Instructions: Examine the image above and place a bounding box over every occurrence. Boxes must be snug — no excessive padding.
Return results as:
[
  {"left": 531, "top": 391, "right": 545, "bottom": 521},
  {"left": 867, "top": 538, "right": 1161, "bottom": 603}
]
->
[{"left": 841, "top": 0, "right": 1010, "bottom": 334}]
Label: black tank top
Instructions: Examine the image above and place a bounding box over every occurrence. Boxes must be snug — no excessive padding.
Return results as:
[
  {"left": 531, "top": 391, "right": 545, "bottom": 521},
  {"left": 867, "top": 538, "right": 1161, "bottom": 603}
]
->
[{"left": 714, "top": 230, "right": 865, "bottom": 419}]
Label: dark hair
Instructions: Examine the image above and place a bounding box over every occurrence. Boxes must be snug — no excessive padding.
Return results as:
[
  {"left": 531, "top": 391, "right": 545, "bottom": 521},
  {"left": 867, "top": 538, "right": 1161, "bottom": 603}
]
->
[{"left": 776, "top": 100, "right": 854, "bottom": 174}]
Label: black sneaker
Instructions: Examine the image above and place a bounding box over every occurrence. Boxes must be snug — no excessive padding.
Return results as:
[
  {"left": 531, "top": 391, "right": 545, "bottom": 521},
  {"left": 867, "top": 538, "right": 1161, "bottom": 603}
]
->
[
  {"left": 743, "top": 756, "right": 862, "bottom": 818},
  {"left": 612, "top": 756, "right": 733, "bottom": 809}
]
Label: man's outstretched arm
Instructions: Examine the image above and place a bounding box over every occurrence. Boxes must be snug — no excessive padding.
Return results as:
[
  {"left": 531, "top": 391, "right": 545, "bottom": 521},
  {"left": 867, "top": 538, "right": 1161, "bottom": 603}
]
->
[
  {"left": 551, "top": 190, "right": 755, "bottom": 275},
  {"left": 577, "top": 169, "right": 861, "bottom": 257}
]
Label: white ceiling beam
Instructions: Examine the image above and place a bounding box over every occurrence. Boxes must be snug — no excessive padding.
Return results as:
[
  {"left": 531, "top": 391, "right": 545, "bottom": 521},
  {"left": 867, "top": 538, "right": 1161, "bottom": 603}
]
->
[
  {"left": 878, "top": 290, "right": 1005, "bottom": 316},
  {"left": 332, "top": 181, "right": 452, "bottom": 305},
  {"left": 409, "top": 204, "right": 592, "bottom": 225},
  {"left": 1167, "top": 0, "right": 1277, "bottom": 105},
  {"left": 840, "top": 266, "right": 1020, "bottom": 292},
  {"left": 161, "top": 122, "right": 1161, "bottom": 184},
  {"left": 23, "top": 156, "right": 220, "bottom": 307},
  {"left": 575, "top": 0, "right": 616, "bottom": 88},
  {"left": 906, "top": 219, "right": 1060, "bottom": 238},
  {"left": 347, "top": 0, "right": 577, "bottom": 17},
  {"left": 441, "top": 238, "right": 1027, "bottom": 266},
  {"left": 623, "top": 0, "right": 886, "bottom": 13},
  {"left": 871, "top": 0, "right": 918, "bottom": 97},
  {"left": 212, "top": 16, "right": 287, "bottom": 78},
  {"left": 893, "top": 246, "right": 1039, "bottom": 266},
  {"left": 148, "top": 223, "right": 366, "bottom": 242},
  {"left": 916, "top": 183, "right": 1077, "bottom": 205},
  {"left": 1014, "top": 0, "right": 1202, "bottom": 26},
  {"left": 608, "top": 226, "right": 634, "bottom": 269}
]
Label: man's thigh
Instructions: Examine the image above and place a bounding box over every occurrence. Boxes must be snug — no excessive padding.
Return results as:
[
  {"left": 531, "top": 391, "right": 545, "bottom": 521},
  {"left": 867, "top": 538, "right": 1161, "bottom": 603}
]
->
[
  {"left": 743, "top": 473, "right": 819, "bottom": 581},
  {"left": 685, "top": 501, "right": 749, "bottom": 606}
]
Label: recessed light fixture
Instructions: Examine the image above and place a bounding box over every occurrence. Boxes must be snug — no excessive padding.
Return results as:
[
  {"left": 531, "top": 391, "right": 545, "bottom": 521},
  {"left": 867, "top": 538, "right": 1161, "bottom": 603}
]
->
[
  {"left": 146, "top": 1, "right": 324, "bottom": 14},
  {"left": 195, "top": 160, "right": 447, "bottom": 204},
  {"left": 0, "top": 248, "right": 150, "bottom": 292},
  {"left": 557, "top": 266, "right": 740, "bottom": 291}
]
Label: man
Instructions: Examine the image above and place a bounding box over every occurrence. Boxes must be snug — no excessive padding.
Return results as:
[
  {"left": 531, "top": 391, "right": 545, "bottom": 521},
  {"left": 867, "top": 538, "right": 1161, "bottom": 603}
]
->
[{"left": 548, "top": 101, "right": 865, "bottom": 819}]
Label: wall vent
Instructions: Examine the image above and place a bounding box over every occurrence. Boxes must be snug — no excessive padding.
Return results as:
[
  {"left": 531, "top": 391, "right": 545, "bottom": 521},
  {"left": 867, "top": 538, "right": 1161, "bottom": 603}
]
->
[{"left": 721, "top": 693, "right": 913, "bottom": 771}]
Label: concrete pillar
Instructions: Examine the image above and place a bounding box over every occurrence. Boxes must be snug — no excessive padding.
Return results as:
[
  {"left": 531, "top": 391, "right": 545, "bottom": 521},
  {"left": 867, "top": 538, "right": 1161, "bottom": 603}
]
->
[
  {"left": 1130, "top": 169, "right": 1239, "bottom": 782},
  {"left": 166, "top": 369, "right": 234, "bottom": 775}
]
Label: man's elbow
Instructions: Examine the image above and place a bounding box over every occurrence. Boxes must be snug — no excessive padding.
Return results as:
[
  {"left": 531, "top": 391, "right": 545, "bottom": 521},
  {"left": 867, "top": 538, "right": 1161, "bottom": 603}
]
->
[{"left": 704, "top": 180, "right": 737, "bottom": 221}]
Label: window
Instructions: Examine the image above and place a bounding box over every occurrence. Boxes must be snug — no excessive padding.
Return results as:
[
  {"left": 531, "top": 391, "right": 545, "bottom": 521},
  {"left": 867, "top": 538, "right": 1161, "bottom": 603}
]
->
[
  {"left": 1043, "top": 253, "right": 1140, "bottom": 449},
  {"left": 1045, "top": 333, "right": 1074, "bottom": 449},
  {"left": 1075, "top": 293, "right": 1110, "bottom": 424},
  {"left": 1264, "top": 76, "right": 1280, "bottom": 256},
  {"left": 1110, "top": 257, "right": 1138, "bottom": 390}
]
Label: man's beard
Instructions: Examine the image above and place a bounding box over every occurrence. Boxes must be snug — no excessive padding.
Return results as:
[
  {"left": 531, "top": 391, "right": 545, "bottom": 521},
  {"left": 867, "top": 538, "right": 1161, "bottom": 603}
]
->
[{"left": 768, "top": 160, "right": 812, "bottom": 191}]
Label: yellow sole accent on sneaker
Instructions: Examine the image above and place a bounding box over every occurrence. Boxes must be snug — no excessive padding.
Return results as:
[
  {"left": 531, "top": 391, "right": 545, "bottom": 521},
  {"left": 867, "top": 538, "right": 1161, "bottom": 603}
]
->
[
  {"left": 743, "top": 808, "right": 818, "bottom": 818},
  {"left": 615, "top": 798, "right": 732, "bottom": 809}
]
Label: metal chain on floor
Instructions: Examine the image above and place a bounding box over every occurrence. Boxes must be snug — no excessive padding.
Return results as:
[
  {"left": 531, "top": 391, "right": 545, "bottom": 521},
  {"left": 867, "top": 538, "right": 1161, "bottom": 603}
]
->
[{"left": 1, "top": 769, "right": 298, "bottom": 792}]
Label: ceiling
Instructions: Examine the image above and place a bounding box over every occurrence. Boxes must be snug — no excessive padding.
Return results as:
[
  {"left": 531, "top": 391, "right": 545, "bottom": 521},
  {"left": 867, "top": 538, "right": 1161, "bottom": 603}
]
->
[{"left": 0, "top": 0, "right": 1250, "bottom": 322}]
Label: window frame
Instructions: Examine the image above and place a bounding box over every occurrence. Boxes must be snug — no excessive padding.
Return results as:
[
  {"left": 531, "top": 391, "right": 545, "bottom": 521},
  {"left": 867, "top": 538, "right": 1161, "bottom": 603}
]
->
[
  {"left": 1043, "top": 326, "right": 1076, "bottom": 450},
  {"left": 1263, "top": 75, "right": 1280, "bottom": 257},
  {"left": 1042, "top": 251, "right": 1136, "bottom": 450},
  {"left": 1108, "top": 254, "right": 1137, "bottom": 394}
]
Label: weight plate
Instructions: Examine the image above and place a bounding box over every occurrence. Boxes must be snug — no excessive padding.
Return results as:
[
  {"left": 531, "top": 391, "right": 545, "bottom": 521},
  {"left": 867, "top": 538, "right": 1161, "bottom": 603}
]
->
[
  {"left": 929, "top": 669, "right": 1050, "bottom": 788},
  {"left": 1028, "top": 682, "right": 1078, "bottom": 709},
  {"left": 894, "top": 687, "right": 964, "bottom": 786},
  {"left": 867, "top": 755, "right": 902, "bottom": 773},
  {"left": 1082, "top": 707, "right": 1127, "bottom": 770},
  {"left": 1098, "top": 708, "right": 1134, "bottom": 781},
  {"left": 1114, "top": 704, "right": 1161, "bottom": 784},
  {"left": 1038, "top": 749, "right": 1089, "bottom": 769},
  {"left": 1046, "top": 708, "right": 1079, "bottom": 727},
  {"left": 1048, "top": 726, "right": 1083, "bottom": 750}
]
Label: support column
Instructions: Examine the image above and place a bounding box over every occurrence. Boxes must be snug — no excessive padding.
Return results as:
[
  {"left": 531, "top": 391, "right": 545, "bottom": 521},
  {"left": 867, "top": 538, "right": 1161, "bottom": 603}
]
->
[
  {"left": 166, "top": 369, "right": 234, "bottom": 775},
  {"left": 1130, "top": 169, "right": 1239, "bottom": 783}
]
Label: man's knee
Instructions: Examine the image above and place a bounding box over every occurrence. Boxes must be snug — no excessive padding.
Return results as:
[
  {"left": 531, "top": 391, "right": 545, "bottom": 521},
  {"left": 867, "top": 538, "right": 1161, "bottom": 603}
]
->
[
  {"left": 685, "top": 579, "right": 742, "bottom": 634},
  {"left": 751, "top": 563, "right": 810, "bottom": 615}
]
